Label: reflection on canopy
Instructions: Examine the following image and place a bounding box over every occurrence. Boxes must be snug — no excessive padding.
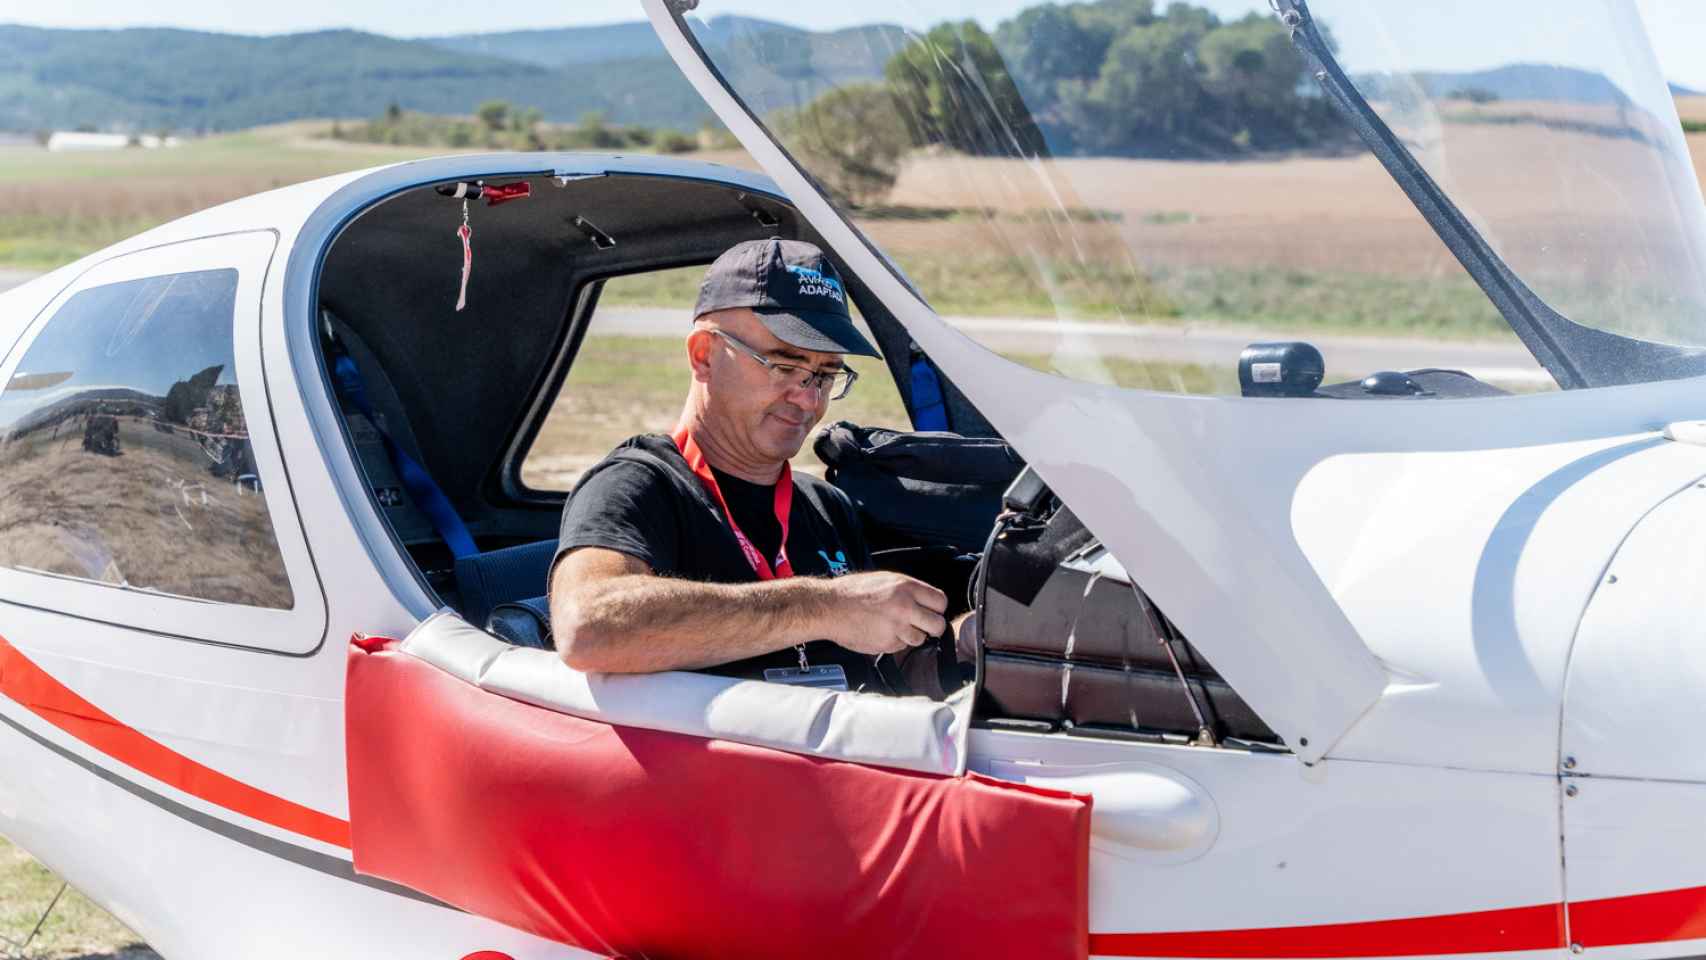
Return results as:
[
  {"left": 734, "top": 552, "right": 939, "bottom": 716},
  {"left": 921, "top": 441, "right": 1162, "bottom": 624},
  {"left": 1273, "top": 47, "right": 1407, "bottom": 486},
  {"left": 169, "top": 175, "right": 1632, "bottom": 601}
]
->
[
  {"left": 1312, "top": 0, "right": 1706, "bottom": 348},
  {"left": 0, "top": 270, "right": 291, "bottom": 608},
  {"left": 680, "top": 0, "right": 1706, "bottom": 394}
]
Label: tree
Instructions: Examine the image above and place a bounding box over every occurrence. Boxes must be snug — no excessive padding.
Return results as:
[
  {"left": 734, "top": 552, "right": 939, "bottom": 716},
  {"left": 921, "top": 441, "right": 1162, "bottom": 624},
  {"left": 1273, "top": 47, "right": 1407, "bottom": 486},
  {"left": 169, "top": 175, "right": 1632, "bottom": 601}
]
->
[
  {"left": 1198, "top": 13, "right": 1313, "bottom": 147},
  {"left": 774, "top": 84, "right": 913, "bottom": 207},
  {"left": 512, "top": 106, "right": 544, "bottom": 149},
  {"left": 570, "top": 111, "right": 624, "bottom": 149},
  {"left": 510, "top": 106, "right": 541, "bottom": 133},
  {"left": 476, "top": 100, "right": 510, "bottom": 133},
  {"left": 1088, "top": 13, "right": 1215, "bottom": 152},
  {"left": 997, "top": 4, "right": 1105, "bottom": 101},
  {"left": 657, "top": 130, "right": 697, "bottom": 154},
  {"left": 1447, "top": 87, "right": 1500, "bottom": 104},
  {"left": 883, "top": 21, "right": 1047, "bottom": 157},
  {"left": 974, "top": 0, "right": 1349, "bottom": 157}
]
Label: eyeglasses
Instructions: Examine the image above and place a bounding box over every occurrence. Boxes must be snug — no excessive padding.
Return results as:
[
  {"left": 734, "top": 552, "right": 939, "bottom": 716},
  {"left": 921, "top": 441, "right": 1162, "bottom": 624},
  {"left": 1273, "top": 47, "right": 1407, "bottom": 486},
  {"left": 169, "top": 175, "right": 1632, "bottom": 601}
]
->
[{"left": 710, "top": 329, "right": 859, "bottom": 400}]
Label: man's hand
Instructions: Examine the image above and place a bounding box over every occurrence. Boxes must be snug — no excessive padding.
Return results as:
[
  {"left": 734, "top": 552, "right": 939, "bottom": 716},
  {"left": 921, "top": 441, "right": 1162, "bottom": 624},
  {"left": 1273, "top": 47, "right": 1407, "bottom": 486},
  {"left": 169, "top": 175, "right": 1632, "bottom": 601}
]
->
[{"left": 815, "top": 571, "right": 948, "bottom": 656}]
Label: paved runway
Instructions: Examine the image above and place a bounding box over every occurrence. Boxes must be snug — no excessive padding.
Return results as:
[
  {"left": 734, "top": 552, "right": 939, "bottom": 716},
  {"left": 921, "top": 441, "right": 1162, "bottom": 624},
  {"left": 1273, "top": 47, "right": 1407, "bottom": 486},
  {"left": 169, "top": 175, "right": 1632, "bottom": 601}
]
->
[
  {"left": 0, "top": 269, "right": 38, "bottom": 295},
  {"left": 0, "top": 270, "right": 1548, "bottom": 385}
]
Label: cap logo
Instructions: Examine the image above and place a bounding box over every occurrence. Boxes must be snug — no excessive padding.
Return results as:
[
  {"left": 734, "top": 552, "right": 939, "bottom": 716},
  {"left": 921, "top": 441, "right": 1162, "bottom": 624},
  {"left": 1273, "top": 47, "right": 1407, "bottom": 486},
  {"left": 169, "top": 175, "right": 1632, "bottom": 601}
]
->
[{"left": 785, "top": 264, "right": 845, "bottom": 305}]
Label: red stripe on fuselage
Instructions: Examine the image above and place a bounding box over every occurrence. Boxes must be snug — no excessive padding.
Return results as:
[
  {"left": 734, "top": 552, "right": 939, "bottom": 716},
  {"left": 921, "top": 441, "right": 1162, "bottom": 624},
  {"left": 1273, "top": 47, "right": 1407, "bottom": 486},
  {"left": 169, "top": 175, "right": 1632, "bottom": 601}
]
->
[
  {"left": 0, "top": 635, "right": 350, "bottom": 848},
  {"left": 1090, "top": 902, "right": 1564, "bottom": 957},
  {"left": 7, "top": 633, "right": 1706, "bottom": 954},
  {"left": 1572, "top": 884, "right": 1706, "bottom": 948}
]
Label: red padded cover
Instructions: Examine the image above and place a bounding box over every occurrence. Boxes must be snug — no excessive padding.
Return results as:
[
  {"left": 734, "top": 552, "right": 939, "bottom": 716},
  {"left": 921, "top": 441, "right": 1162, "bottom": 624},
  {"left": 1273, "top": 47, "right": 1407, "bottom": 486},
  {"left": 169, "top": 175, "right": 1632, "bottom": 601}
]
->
[{"left": 346, "top": 642, "right": 1091, "bottom": 959}]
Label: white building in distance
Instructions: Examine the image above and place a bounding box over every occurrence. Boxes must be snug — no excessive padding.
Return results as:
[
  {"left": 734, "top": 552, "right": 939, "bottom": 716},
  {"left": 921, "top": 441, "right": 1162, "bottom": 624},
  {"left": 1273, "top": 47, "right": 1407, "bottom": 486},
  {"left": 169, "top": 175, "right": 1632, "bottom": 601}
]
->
[{"left": 46, "top": 132, "right": 182, "bottom": 152}]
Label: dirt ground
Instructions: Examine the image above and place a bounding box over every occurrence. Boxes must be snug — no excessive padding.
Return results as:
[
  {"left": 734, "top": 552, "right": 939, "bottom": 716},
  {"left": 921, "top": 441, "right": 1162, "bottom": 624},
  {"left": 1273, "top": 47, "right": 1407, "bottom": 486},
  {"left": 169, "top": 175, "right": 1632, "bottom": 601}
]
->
[
  {"left": 863, "top": 123, "right": 1706, "bottom": 346},
  {"left": 882, "top": 126, "right": 1706, "bottom": 276}
]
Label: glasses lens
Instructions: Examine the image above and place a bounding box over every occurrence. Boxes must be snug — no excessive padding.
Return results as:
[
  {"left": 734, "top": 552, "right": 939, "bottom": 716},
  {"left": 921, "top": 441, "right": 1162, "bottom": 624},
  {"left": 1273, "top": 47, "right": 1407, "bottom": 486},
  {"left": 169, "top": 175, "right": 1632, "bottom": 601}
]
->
[{"left": 829, "top": 368, "right": 856, "bottom": 400}]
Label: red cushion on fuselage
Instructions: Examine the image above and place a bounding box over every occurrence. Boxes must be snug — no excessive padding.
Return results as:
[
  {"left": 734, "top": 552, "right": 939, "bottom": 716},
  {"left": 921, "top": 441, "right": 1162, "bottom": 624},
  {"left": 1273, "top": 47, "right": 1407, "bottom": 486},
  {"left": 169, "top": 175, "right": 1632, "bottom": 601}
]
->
[{"left": 345, "top": 643, "right": 1091, "bottom": 959}]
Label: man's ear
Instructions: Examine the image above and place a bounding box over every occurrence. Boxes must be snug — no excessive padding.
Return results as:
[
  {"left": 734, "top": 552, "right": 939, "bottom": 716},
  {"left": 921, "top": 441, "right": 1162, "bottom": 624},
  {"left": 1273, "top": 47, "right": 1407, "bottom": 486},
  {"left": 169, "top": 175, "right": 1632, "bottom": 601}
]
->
[{"left": 686, "top": 327, "right": 715, "bottom": 383}]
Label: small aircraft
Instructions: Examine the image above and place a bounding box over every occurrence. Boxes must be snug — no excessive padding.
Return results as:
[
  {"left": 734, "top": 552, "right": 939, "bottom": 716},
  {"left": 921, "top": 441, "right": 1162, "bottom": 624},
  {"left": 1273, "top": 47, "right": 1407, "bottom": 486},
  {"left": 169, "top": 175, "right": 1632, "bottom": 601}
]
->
[{"left": 3, "top": 0, "right": 1706, "bottom": 957}]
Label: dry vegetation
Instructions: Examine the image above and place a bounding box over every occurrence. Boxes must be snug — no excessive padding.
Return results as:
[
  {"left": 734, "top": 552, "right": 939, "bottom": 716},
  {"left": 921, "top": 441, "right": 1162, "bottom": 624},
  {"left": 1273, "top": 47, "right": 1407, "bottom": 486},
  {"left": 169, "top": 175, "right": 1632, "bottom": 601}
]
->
[
  {"left": 872, "top": 122, "right": 1706, "bottom": 339},
  {"left": 1679, "top": 96, "right": 1706, "bottom": 129},
  {"left": 5, "top": 116, "right": 1704, "bottom": 338},
  {"left": 0, "top": 124, "right": 444, "bottom": 268},
  {"left": 0, "top": 839, "right": 155, "bottom": 960}
]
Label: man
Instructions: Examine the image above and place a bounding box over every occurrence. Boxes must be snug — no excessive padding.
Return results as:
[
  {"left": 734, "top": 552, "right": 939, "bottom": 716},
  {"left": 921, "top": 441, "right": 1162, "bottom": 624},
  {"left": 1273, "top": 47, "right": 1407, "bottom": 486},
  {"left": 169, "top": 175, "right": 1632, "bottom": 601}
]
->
[{"left": 549, "top": 238, "right": 950, "bottom": 692}]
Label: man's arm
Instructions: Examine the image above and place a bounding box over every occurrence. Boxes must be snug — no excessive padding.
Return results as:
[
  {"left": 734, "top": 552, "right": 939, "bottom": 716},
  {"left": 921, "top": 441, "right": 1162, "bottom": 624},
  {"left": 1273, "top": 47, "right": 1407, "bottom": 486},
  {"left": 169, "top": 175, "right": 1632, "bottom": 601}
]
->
[{"left": 550, "top": 547, "right": 948, "bottom": 673}]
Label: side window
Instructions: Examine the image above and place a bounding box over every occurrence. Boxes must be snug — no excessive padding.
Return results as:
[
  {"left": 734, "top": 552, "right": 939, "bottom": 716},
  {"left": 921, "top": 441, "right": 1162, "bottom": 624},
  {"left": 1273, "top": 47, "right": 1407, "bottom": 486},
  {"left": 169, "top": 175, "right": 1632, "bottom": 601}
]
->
[
  {"left": 0, "top": 269, "right": 292, "bottom": 609},
  {"left": 520, "top": 268, "right": 911, "bottom": 492}
]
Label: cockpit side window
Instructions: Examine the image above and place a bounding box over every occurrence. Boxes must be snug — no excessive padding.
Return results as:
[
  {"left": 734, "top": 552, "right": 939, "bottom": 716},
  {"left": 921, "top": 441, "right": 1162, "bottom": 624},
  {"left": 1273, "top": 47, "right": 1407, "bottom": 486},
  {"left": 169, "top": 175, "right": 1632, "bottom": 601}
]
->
[
  {"left": 0, "top": 269, "right": 293, "bottom": 608},
  {"left": 516, "top": 267, "right": 913, "bottom": 494}
]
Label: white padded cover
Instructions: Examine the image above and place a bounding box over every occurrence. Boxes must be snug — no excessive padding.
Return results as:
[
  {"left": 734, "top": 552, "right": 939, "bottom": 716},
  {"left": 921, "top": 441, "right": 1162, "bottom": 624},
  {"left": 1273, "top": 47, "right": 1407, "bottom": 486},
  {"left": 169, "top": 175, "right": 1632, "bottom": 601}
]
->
[{"left": 399, "top": 611, "right": 972, "bottom": 776}]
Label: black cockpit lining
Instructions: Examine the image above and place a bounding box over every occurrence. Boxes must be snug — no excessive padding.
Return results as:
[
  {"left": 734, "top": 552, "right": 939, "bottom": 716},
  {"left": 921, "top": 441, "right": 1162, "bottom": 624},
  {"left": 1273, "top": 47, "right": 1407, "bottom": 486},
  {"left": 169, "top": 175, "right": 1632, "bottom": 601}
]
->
[{"left": 315, "top": 169, "right": 982, "bottom": 613}]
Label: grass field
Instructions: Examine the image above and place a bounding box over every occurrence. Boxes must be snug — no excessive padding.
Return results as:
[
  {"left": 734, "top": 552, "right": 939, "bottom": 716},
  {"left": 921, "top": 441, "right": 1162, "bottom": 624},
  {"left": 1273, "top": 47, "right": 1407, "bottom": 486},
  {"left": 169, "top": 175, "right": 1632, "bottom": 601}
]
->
[
  {"left": 0, "top": 124, "right": 447, "bottom": 269},
  {"left": 0, "top": 839, "right": 154, "bottom": 959},
  {"left": 9, "top": 118, "right": 1704, "bottom": 340}
]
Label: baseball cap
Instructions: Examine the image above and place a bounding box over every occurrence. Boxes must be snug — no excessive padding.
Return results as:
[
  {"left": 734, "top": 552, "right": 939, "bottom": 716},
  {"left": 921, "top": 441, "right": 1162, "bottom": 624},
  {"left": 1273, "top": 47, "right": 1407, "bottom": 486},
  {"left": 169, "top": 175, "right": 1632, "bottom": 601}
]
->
[{"left": 693, "top": 238, "right": 881, "bottom": 358}]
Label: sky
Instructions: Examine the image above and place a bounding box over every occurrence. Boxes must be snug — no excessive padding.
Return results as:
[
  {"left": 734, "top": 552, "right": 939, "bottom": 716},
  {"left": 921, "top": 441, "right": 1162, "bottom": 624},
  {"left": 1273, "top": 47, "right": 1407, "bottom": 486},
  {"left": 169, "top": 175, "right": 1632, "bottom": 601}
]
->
[{"left": 0, "top": 0, "right": 1703, "bottom": 90}]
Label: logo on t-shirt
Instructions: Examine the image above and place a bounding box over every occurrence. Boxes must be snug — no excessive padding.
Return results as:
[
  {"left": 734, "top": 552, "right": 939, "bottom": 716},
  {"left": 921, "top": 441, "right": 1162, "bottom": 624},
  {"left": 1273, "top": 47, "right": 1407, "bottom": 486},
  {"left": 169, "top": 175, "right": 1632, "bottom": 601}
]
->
[{"left": 818, "top": 549, "right": 850, "bottom": 577}]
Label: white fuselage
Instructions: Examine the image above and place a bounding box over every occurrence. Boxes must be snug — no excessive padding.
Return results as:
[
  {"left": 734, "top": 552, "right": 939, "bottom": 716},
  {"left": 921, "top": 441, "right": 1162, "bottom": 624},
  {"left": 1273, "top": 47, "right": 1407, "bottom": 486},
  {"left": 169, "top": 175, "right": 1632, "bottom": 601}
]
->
[{"left": 0, "top": 157, "right": 1703, "bottom": 959}]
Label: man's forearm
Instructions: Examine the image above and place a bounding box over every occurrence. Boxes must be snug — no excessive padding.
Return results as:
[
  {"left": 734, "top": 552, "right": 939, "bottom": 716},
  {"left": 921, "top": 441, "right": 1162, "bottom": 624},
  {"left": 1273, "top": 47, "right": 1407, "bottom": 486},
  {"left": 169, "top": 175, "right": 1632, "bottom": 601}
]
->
[{"left": 559, "top": 574, "right": 835, "bottom": 673}]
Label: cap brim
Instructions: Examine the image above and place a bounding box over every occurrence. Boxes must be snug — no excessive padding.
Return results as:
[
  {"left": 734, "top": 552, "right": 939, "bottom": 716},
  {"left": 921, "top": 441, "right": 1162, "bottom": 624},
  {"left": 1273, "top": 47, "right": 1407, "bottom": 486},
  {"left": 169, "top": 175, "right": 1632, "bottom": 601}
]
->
[{"left": 755, "top": 308, "right": 882, "bottom": 358}]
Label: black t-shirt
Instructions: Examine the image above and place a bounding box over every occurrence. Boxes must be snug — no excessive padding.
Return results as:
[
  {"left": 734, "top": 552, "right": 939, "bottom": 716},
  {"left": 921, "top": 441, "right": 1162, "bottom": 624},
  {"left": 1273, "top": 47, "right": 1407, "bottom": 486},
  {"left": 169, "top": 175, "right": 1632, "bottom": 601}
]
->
[{"left": 555, "top": 434, "right": 876, "bottom": 686}]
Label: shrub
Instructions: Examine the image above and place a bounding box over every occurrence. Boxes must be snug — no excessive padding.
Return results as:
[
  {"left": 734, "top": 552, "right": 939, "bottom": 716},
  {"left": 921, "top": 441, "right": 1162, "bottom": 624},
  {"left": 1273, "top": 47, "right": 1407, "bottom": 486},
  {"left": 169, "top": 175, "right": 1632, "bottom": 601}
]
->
[
  {"left": 773, "top": 84, "right": 912, "bottom": 207},
  {"left": 657, "top": 130, "right": 697, "bottom": 154}
]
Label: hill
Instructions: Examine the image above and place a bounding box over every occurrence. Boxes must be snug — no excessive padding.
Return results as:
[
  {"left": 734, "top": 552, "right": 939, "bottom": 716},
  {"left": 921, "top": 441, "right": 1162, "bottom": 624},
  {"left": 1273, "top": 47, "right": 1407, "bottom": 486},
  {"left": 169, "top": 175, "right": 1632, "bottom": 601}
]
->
[
  {"left": 1355, "top": 63, "right": 1636, "bottom": 107},
  {"left": 422, "top": 16, "right": 795, "bottom": 68},
  {"left": 0, "top": 18, "right": 904, "bottom": 135},
  {"left": 1, "top": 18, "right": 1689, "bottom": 141},
  {"left": 0, "top": 25, "right": 637, "bottom": 132}
]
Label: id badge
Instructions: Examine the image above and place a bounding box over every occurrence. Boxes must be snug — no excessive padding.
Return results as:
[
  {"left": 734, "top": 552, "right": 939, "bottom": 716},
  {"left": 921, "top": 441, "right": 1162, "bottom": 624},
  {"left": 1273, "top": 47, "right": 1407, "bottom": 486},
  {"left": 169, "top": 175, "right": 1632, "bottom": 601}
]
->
[{"left": 763, "top": 664, "right": 849, "bottom": 691}]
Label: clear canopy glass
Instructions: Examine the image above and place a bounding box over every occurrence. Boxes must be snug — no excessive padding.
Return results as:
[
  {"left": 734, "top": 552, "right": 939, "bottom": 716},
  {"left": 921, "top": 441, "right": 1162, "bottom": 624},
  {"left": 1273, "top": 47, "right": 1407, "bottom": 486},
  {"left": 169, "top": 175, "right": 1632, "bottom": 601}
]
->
[{"left": 674, "top": 0, "right": 1706, "bottom": 395}]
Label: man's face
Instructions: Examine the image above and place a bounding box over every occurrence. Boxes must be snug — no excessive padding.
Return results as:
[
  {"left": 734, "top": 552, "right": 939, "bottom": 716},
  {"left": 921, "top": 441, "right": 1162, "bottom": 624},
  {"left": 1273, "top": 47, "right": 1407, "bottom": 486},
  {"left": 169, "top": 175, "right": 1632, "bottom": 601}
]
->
[{"left": 690, "top": 308, "right": 845, "bottom": 463}]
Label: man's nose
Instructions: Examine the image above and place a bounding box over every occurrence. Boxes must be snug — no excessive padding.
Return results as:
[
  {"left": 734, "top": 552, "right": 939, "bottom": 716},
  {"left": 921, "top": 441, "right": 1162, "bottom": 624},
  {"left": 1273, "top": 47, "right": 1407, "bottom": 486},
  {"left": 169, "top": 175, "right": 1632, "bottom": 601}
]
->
[{"left": 780, "top": 379, "right": 827, "bottom": 408}]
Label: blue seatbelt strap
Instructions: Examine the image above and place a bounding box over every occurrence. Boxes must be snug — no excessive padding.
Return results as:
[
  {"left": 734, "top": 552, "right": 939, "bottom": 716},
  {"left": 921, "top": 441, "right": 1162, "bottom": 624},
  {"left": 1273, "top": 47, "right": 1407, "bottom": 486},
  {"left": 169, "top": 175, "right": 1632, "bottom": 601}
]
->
[
  {"left": 331, "top": 352, "right": 478, "bottom": 559},
  {"left": 908, "top": 349, "right": 949, "bottom": 432}
]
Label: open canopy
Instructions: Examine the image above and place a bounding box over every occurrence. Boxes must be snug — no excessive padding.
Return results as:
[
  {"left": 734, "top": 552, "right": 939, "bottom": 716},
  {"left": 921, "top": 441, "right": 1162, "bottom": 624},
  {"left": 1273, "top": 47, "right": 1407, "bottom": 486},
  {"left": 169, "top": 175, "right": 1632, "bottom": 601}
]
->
[{"left": 655, "top": 0, "right": 1706, "bottom": 392}]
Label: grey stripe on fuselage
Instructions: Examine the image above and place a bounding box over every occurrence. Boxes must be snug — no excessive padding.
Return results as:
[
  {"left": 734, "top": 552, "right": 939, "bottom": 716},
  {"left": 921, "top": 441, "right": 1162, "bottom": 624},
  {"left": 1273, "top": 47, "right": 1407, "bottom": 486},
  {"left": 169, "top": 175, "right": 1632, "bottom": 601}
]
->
[{"left": 0, "top": 710, "right": 450, "bottom": 909}]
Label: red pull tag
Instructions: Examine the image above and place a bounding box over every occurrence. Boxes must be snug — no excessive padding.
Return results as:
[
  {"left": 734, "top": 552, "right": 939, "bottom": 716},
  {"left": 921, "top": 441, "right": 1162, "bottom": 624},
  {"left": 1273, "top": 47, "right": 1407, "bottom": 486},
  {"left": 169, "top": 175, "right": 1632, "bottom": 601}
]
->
[{"left": 482, "top": 182, "right": 532, "bottom": 206}]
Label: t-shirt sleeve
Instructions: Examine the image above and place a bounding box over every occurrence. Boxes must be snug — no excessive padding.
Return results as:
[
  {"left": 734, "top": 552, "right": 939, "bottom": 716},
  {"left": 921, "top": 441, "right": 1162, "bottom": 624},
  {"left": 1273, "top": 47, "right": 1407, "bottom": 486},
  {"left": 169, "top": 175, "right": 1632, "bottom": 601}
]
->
[{"left": 555, "top": 461, "right": 681, "bottom": 574}]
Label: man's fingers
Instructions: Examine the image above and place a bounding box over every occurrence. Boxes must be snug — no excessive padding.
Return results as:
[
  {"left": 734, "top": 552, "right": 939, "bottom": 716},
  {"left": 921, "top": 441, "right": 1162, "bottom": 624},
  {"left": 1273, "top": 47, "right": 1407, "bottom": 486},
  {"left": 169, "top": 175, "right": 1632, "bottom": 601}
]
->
[
  {"left": 910, "top": 583, "right": 949, "bottom": 614},
  {"left": 901, "top": 626, "right": 929, "bottom": 648},
  {"left": 909, "top": 607, "right": 947, "bottom": 638}
]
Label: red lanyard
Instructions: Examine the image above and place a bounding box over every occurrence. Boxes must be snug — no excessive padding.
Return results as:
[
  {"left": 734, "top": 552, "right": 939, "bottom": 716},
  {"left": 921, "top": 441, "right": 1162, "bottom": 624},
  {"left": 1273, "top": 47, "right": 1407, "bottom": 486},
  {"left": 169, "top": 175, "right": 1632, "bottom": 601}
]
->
[{"left": 672, "top": 426, "right": 795, "bottom": 580}]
